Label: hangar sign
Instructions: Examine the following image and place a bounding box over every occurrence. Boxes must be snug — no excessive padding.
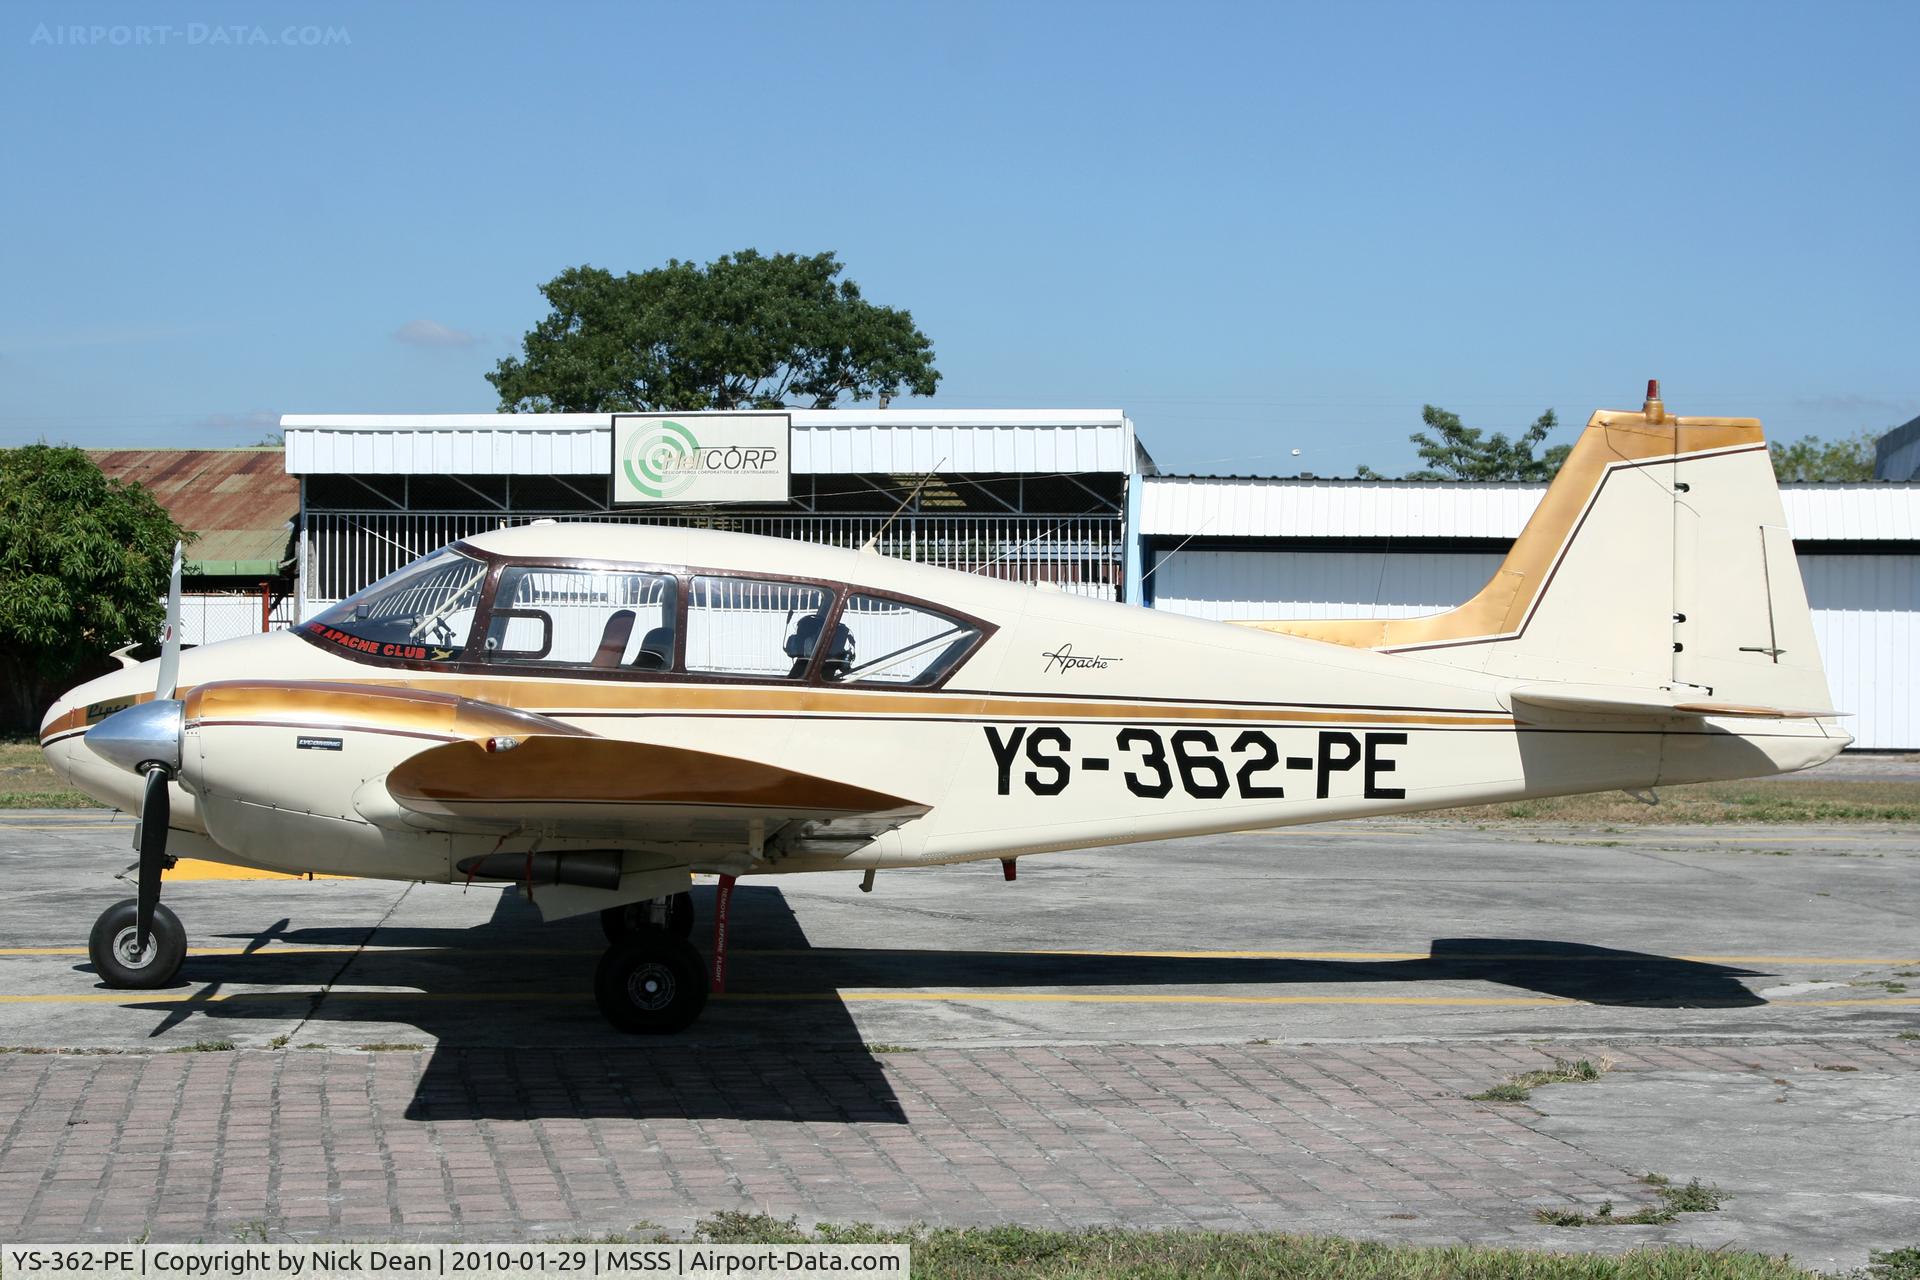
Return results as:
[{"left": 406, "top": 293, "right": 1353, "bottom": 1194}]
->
[{"left": 612, "top": 412, "right": 790, "bottom": 504}]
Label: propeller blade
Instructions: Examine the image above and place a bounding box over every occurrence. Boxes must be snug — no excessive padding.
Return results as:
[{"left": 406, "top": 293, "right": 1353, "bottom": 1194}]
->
[
  {"left": 155, "top": 541, "right": 182, "bottom": 701},
  {"left": 136, "top": 766, "right": 169, "bottom": 951}
]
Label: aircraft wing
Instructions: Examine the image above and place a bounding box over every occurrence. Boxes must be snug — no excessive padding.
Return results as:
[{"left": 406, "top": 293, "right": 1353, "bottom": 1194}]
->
[{"left": 378, "top": 733, "right": 929, "bottom": 858}]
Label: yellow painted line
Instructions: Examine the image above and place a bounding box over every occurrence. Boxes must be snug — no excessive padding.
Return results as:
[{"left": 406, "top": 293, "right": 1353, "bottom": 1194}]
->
[
  {"left": 757, "top": 947, "right": 1920, "bottom": 967},
  {"left": 0, "top": 945, "right": 586, "bottom": 957},
  {"left": 749, "top": 991, "right": 1580, "bottom": 1007},
  {"left": 0, "top": 989, "right": 1912, "bottom": 1009},
  {"left": 0, "top": 823, "right": 123, "bottom": 831},
  {"left": 169, "top": 860, "right": 351, "bottom": 881},
  {"left": 1, "top": 944, "right": 1912, "bottom": 967}
]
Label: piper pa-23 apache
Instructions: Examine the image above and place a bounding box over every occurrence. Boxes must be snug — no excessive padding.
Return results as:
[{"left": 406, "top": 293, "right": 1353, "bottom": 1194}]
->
[{"left": 40, "top": 384, "right": 1848, "bottom": 1032}]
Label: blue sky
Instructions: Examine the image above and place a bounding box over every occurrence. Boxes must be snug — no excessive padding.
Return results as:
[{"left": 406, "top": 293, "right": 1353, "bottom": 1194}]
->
[{"left": 3, "top": 0, "right": 1915, "bottom": 474}]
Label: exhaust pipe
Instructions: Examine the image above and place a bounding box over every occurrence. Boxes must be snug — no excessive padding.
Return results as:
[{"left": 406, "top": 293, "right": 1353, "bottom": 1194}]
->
[{"left": 456, "top": 850, "right": 623, "bottom": 891}]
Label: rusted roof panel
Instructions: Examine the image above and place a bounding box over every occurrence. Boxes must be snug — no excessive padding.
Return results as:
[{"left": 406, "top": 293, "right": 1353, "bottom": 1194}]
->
[{"left": 89, "top": 448, "right": 296, "bottom": 575}]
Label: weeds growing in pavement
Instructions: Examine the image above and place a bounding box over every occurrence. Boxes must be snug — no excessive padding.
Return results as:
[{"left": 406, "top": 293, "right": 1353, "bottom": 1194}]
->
[
  {"left": 1469, "top": 1056, "right": 1610, "bottom": 1102},
  {"left": 1534, "top": 1175, "right": 1728, "bottom": 1227}
]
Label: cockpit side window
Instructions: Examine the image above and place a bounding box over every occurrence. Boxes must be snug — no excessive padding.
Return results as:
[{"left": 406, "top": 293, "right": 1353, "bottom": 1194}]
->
[
  {"left": 482, "top": 566, "right": 679, "bottom": 671},
  {"left": 827, "top": 594, "right": 981, "bottom": 687},
  {"left": 303, "top": 547, "right": 489, "bottom": 663},
  {"left": 686, "top": 576, "right": 834, "bottom": 679}
]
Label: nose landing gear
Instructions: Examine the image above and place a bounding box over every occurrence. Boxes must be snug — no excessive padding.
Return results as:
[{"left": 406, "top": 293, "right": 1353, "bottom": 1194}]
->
[{"left": 89, "top": 898, "right": 186, "bottom": 989}]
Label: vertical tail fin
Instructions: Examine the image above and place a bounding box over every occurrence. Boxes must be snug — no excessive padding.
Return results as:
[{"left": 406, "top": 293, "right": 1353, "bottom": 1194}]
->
[{"left": 1248, "top": 384, "right": 1839, "bottom": 716}]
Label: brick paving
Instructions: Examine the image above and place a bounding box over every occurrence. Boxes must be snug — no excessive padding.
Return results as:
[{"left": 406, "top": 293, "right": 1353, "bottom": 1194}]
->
[{"left": 1, "top": 1037, "right": 1911, "bottom": 1244}]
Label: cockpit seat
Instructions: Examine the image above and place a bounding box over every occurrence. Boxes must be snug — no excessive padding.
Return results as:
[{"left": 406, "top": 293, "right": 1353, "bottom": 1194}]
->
[
  {"left": 631, "top": 627, "right": 675, "bottom": 671},
  {"left": 785, "top": 610, "right": 854, "bottom": 680},
  {"left": 592, "top": 610, "right": 636, "bottom": 667}
]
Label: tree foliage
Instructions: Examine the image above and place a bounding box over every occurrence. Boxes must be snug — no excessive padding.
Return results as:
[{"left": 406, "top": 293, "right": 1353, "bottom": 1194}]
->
[
  {"left": 488, "top": 250, "right": 940, "bottom": 413},
  {"left": 0, "top": 446, "right": 186, "bottom": 729},
  {"left": 1768, "top": 429, "right": 1878, "bottom": 482},
  {"left": 1398, "top": 406, "right": 1569, "bottom": 481}
]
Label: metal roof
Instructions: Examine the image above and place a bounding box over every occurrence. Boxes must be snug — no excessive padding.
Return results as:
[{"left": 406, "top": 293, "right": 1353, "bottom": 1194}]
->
[
  {"left": 280, "top": 409, "right": 1140, "bottom": 477},
  {"left": 90, "top": 448, "right": 297, "bottom": 575},
  {"left": 1139, "top": 475, "right": 1920, "bottom": 543}
]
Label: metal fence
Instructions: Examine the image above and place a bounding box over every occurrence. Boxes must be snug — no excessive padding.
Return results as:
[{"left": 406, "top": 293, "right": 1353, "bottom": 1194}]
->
[
  {"left": 301, "top": 511, "right": 1124, "bottom": 616},
  {"left": 179, "top": 592, "right": 301, "bottom": 646}
]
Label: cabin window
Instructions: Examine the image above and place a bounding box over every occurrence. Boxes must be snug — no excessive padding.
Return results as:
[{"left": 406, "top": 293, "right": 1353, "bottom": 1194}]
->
[
  {"left": 685, "top": 576, "right": 834, "bottom": 679},
  {"left": 303, "top": 547, "right": 489, "bottom": 662},
  {"left": 827, "top": 594, "right": 980, "bottom": 686},
  {"left": 483, "top": 566, "right": 678, "bottom": 670}
]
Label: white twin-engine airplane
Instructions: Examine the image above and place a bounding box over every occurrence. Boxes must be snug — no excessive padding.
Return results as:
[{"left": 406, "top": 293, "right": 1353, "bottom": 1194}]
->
[{"left": 40, "top": 385, "right": 1847, "bottom": 1032}]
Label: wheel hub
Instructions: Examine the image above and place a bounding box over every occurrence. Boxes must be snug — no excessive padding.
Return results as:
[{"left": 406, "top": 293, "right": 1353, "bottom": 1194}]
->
[
  {"left": 112, "top": 925, "right": 157, "bottom": 968},
  {"left": 625, "top": 962, "right": 676, "bottom": 1011}
]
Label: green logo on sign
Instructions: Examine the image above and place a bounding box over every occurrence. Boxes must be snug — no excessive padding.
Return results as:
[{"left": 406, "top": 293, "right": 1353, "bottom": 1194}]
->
[{"left": 623, "top": 419, "right": 700, "bottom": 499}]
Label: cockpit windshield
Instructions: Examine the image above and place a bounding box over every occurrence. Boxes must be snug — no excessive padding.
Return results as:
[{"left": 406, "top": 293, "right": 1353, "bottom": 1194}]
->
[{"left": 303, "top": 547, "right": 488, "bottom": 662}]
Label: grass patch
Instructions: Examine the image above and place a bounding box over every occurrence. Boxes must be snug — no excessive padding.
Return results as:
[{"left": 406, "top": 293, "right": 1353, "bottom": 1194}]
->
[
  {"left": 863, "top": 1043, "right": 917, "bottom": 1054},
  {"left": 1470, "top": 1056, "right": 1609, "bottom": 1102},
  {"left": 167, "top": 1038, "right": 235, "bottom": 1053},
  {"left": 1535, "top": 1175, "right": 1729, "bottom": 1228},
  {"left": 1897, "top": 1031, "right": 1919, "bottom": 1041},
  {"left": 0, "top": 1045, "right": 126, "bottom": 1055},
  {"left": 0, "top": 738, "right": 96, "bottom": 809},
  {"left": 353, "top": 1042, "right": 425, "bottom": 1052},
  {"left": 1431, "top": 778, "right": 1920, "bottom": 825},
  {"left": 1868, "top": 1247, "right": 1920, "bottom": 1280},
  {"left": 682, "top": 1214, "right": 1818, "bottom": 1277}
]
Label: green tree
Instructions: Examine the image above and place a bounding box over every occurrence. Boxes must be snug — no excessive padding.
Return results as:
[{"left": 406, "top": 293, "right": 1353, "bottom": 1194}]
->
[
  {"left": 0, "top": 446, "right": 187, "bottom": 730},
  {"left": 1768, "top": 429, "right": 1878, "bottom": 482},
  {"left": 1401, "top": 406, "right": 1568, "bottom": 481},
  {"left": 488, "top": 250, "right": 940, "bottom": 412}
]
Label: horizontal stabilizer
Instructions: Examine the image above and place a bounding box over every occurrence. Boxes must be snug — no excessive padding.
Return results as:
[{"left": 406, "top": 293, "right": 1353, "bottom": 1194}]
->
[{"left": 1509, "top": 684, "right": 1841, "bottom": 720}]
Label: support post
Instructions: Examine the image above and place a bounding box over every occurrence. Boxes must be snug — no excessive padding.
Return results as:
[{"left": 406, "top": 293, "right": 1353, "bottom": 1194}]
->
[
  {"left": 259, "top": 580, "right": 271, "bottom": 633},
  {"left": 710, "top": 873, "right": 735, "bottom": 994},
  {"left": 1123, "top": 474, "right": 1145, "bottom": 606}
]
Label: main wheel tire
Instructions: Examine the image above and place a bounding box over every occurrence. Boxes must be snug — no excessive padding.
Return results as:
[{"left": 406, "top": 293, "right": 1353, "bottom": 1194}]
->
[
  {"left": 599, "top": 892, "right": 694, "bottom": 943},
  {"left": 88, "top": 899, "right": 187, "bottom": 989},
  {"left": 594, "top": 932, "right": 708, "bottom": 1034}
]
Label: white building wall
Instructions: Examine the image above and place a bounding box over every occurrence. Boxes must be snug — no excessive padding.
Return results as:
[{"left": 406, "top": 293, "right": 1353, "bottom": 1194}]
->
[
  {"left": 1147, "top": 550, "right": 1505, "bottom": 621},
  {"left": 1149, "top": 549, "right": 1918, "bottom": 750},
  {"left": 1800, "top": 556, "right": 1918, "bottom": 751}
]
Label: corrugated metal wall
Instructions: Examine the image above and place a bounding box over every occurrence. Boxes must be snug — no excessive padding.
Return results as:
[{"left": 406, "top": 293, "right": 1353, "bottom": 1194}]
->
[
  {"left": 1147, "top": 550, "right": 1505, "bottom": 620},
  {"left": 1148, "top": 548, "right": 1917, "bottom": 750},
  {"left": 1801, "top": 556, "right": 1918, "bottom": 750},
  {"left": 1140, "top": 477, "right": 1920, "bottom": 542},
  {"left": 285, "top": 414, "right": 1137, "bottom": 477}
]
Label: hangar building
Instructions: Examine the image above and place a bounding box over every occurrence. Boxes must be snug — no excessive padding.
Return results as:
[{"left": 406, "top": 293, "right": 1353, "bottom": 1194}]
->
[{"left": 271, "top": 409, "right": 1917, "bottom": 749}]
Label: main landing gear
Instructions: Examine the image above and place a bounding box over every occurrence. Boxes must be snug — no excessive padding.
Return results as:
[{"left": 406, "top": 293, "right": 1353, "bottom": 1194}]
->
[
  {"left": 599, "top": 892, "right": 695, "bottom": 942},
  {"left": 592, "top": 884, "right": 727, "bottom": 1034}
]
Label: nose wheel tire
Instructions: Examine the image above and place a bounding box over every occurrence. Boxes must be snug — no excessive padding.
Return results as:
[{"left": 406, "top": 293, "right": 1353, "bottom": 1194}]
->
[
  {"left": 594, "top": 931, "right": 708, "bottom": 1033},
  {"left": 88, "top": 899, "right": 187, "bottom": 989},
  {"left": 599, "top": 892, "right": 694, "bottom": 943}
]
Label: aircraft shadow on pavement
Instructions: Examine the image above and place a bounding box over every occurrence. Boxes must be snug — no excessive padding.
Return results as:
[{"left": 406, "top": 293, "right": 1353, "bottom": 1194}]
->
[
  {"left": 94, "top": 885, "right": 1763, "bottom": 1123},
  {"left": 104, "top": 885, "right": 911, "bottom": 1125}
]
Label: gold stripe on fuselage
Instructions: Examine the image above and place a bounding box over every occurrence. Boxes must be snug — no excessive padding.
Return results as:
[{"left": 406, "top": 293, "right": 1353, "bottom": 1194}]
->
[{"left": 43, "top": 681, "right": 1515, "bottom": 746}]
